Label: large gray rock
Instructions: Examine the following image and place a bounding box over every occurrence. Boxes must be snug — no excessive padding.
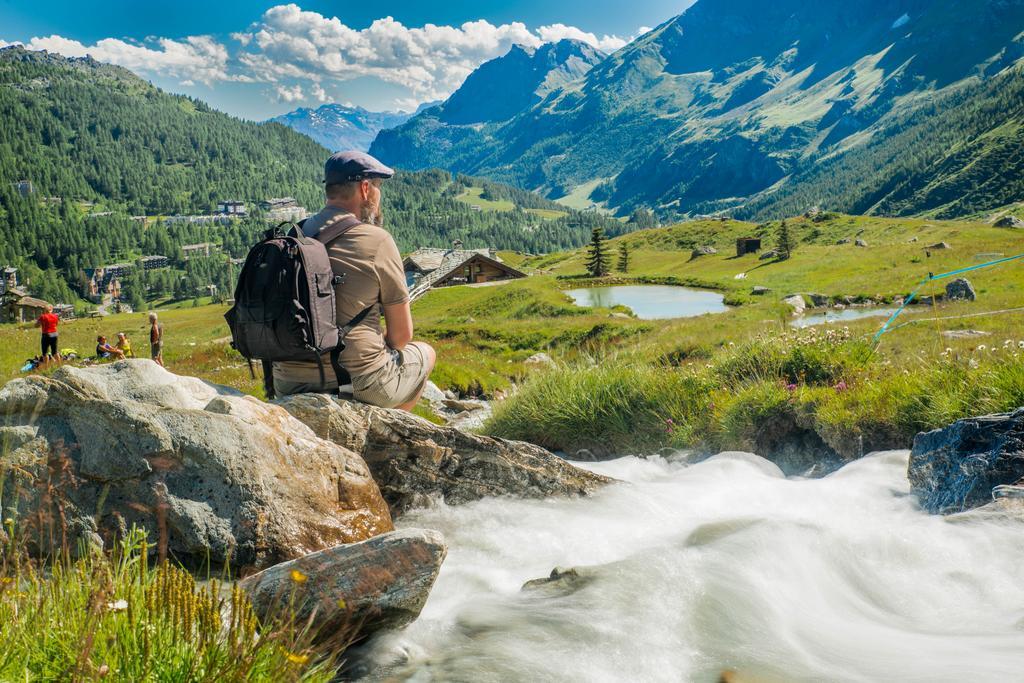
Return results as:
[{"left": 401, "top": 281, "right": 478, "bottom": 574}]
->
[
  {"left": 691, "top": 245, "right": 718, "bottom": 258},
  {"left": 908, "top": 408, "right": 1024, "bottom": 514},
  {"left": 0, "top": 361, "right": 393, "bottom": 567},
  {"left": 783, "top": 294, "right": 806, "bottom": 315},
  {"left": 277, "top": 393, "right": 610, "bottom": 514},
  {"left": 758, "top": 249, "right": 779, "bottom": 261},
  {"left": 994, "top": 215, "right": 1024, "bottom": 228},
  {"left": 945, "top": 277, "right": 976, "bottom": 301},
  {"left": 241, "top": 528, "right": 446, "bottom": 645}
]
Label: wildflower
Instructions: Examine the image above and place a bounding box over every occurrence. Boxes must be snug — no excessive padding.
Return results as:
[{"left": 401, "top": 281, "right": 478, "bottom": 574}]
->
[
  {"left": 285, "top": 651, "right": 310, "bottom": 665},
  {"left": 786, "top": 383, "right": 798, "bottom": 392},
  {"left": 978, "top": 345, "right": 987, "bottom": 351},
  {"left": 337, "top": 598, "right": 347, "bottom": 609},
  {"left": 834, "top": 381, "right": 848, "bottom": 392},
  {"left": 1019, "top": 341, "right": 1024, "bottom": 349},
  {"left": 290, "top": 569, "right": 308, "bottom": 584},
  {"left": 106, "top": 599, "right": 128, "bottom": 612},
  {"left": 98, "top": 664, "right": 110, "bottom": 677}
]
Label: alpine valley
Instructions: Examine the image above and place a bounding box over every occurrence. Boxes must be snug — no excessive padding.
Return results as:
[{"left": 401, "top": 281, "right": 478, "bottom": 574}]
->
[{"left": 371, "top": 0, "right": 1024, "bottom": 220}]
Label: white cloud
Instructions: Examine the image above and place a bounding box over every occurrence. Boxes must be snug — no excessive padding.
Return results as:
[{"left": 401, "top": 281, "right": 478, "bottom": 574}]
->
[
  {"left": 535, "top": 24, "right": 626, "bottom": 52},
  {"left": 233, "top": 4, "right": 631, "bottom": 102},
  {"left": 17, "top": 34, "right": 232, "bottom": 85},
  {"left": 274, "top": 83, "right": 305, "bottom": 102},
  {"left": 5, "top": 4, "right": 638, "bottom": 109}
]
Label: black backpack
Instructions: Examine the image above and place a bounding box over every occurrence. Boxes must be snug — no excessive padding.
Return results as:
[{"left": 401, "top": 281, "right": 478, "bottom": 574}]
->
[{"left": 225, "top": 213, "right": 371, "bottom": 399}]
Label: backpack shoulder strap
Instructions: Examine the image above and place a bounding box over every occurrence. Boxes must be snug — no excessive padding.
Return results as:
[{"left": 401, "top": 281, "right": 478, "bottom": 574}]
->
[{"left": 316, "top": 213, "right": 363, "bottom": 246}]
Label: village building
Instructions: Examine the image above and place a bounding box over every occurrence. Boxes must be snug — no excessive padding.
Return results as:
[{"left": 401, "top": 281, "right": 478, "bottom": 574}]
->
[
  {"left": 1, "top": 295, "right": 50, "bottom": 324},
  {"left": 259, "top": 197, "right": 308, "bottom": 223},
  {"left": 259, "top": 197, "right": 298, "bottom": 211},
  {"left": 736, "top": 237, "right": 762, "bottom": 257},
  {"left": 2, "top": 266, "right": 18, "bottom": 293},
  {"left": 139, "top": 255, "right": 170, "bottom": 270},
  {"left": 164, "top": 214, "right": 231, "bottom": 226},
  {"left": 404, "top": 243, "right": 526, "bottom": 295},
  {"left": 11, "top": 180, "right": 33, "bottom": 197},
  {"left": 217, "top": 200, "right": 247, "bottom": 216},
  {"left": 0, "top": 268, "right": 52, "bottom": 323},
  {"left": 181, "top": 243, "right": 218, "bottom": 260},
  {"left": 53, "top": 304, "right": 75, "bottom": 319}
]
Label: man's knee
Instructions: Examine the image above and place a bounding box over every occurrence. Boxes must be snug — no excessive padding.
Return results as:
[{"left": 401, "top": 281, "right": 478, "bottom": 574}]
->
[{"left": 417, "top": 341, "right": 436, "bottom": 370}]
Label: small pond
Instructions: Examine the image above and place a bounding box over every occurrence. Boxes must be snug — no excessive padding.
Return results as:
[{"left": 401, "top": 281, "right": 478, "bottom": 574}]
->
[
  {"left": 791, "top": 307, "right": 898, "bottom": 328},
  {"left": 563, "top": 285, "right": 728, "bottom": 320}
]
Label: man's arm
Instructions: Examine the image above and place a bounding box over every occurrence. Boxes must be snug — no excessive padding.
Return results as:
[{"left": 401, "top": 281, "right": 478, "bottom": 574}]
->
[
  {"left": 382, "top": 301, "right": 413, "bottom": 351},
  {"left": 375, "top": 233, "right": 414, "bottom": 351},
  {"left": 34, "top": 317, "right": 41, "bottom": 328}
]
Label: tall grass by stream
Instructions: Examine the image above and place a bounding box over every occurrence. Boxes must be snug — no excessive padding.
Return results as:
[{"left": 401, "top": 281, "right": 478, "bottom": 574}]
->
[
  {"left": 0, "top": 523, "right": 341, "bottom": 681},
  {"left": 486, "top": 328, "right": 1024, "bottom": 459}
]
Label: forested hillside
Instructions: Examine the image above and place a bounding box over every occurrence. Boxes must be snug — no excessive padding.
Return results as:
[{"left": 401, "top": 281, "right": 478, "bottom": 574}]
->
[
  {"left": 738, "top": 63, "right": 1024, "bottom": 220},
  {"left": 0, "top": 47, "right": 327, "bottom": 214},
  {"left": 0, "top": 46, "right": 623, "bottom": 305}
]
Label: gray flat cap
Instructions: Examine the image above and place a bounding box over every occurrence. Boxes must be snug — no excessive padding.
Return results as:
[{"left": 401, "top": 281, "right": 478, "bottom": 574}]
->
[{"left": 324, "top": 150, "right": 395, "bottom": 184}]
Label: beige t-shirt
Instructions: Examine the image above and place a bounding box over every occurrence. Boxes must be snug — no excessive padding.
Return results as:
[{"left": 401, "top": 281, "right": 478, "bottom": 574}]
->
[{"left": 274, "top": 207, "right": 409, "bottom": 384}]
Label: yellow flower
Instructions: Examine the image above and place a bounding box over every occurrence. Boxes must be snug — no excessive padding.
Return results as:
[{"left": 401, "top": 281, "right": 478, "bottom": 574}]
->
[
  {"left": 337, "top": 598, "right": 346, "bottom": 609},
  {"left": 285, "top": 651, "right": 309, "bottom": 665},
  {"left": 289, "top": 569, "right": 308, "bottom": 584}
]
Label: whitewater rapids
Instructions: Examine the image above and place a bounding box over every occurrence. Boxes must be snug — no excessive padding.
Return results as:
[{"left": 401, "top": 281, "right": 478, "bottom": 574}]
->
[{"left": 358, "top": 451, "right": 1024, "bottom": 682}]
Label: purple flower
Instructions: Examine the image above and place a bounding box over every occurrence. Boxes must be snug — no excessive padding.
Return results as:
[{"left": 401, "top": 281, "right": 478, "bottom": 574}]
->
[
  {"left": 834, "top": 381, "right": 848, "bottom": 392},
  {"left": 786, "top": 383, "right": 798, "bottom": 392}
]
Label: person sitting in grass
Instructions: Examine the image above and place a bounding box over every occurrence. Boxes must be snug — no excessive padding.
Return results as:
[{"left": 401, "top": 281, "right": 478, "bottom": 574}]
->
[
  {"left": 95, "top": 335, "right": 125, "bottom": 360},
  {"left": 115, "top": 332, "right": 133, "bottom": 358}
]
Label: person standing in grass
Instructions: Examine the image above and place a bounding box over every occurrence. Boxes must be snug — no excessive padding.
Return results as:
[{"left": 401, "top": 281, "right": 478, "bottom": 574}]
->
[
  {"left": 149, "top": 312, "right": 164, "bottom": 366},
  {"left": 35, "top": 304, "right": 60, "bottom": 364}
]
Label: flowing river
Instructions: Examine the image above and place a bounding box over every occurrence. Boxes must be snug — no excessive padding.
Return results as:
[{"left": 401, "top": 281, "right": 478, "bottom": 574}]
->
[{"left": 359, "top": 451, "right": 1024, "bottom": 682}]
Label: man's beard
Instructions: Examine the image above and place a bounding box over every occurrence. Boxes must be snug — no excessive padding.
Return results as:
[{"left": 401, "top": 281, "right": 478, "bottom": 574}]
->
[{"left": 360, "top": 202, "right": 383, "bottom": 227}]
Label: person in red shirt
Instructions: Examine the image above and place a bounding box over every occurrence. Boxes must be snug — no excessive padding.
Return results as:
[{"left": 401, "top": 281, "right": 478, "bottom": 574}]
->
[{"left": 35, "top": 304, "right": 60, "bottom": 363}]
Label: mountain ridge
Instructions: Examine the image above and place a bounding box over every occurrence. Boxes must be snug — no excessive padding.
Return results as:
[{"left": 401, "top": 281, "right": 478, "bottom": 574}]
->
[
  {"left": 270, "top": 102, "right": 433, "bottom": 152},
  {"left": 371, "top": 0, "right": 1024, "bottom": 221}
]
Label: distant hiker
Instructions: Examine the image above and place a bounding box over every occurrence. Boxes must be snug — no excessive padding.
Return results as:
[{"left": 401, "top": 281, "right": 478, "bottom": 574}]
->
[
  {"left": 34, "top": 304, "right": 60, "bottom": 363},
  {"left": 95, "top": 335, "right": 125, "bottom": 360},
  {"left": 272, "top": 150, "right": 436, "bottom": 411},
  {"left": 149, "top": 312, "right": 164, "bottom": 366},
  {"left": 116, "top": 332, "right": 133, "bottom": 358}
]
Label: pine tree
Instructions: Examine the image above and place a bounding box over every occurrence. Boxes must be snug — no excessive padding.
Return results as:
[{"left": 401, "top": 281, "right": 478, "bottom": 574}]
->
[
  {"left": 585, "top": 227, "right": 611, "bottom": 277},
  {"left": 617, "top": 242, "right": 630, "bottom": 273},
  {"left": 776, "top": 220, "right": 796, "bottom": 260}
]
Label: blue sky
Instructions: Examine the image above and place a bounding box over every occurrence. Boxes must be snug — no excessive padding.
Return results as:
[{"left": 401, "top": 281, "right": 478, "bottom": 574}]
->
[{"left": 0, "top": 0, "right": 695, "bottom": 119}]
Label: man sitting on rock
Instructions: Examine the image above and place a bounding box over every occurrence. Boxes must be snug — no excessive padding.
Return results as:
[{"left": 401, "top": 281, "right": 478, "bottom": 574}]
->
[{"left": 273, "top": 151, "right": 435, "bottom": 411}]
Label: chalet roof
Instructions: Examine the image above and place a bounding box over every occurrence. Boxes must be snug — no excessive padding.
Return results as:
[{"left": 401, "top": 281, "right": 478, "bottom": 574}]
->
[
  {"left": 404, "top": 247, "right": 494, "bottom": 273},
  {"left": 14, "top": 296, "right": 50, "bottom": 309},
  {"left": 410, "top": 251, "right": 525, "bottom": 297}
]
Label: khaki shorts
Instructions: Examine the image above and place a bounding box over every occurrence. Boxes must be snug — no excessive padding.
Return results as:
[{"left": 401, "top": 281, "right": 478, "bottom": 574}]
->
[{"left": 351, "top": 342, "right": 432, "bottom": 409}]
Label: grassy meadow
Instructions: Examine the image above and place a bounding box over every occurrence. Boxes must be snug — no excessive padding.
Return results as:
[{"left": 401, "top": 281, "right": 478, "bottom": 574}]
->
[{"left": 1, "top": 212, "right": 1022, "bottom": 457}]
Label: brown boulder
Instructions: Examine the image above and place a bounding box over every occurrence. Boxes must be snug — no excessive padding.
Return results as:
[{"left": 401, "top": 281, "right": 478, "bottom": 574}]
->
[
  {"left": 0, "top": 361, "right": 392, "bottom": 568},
  {"left": 241, "top": 528, "right": 446, "bottom": 646},
  {"left": 277, "top": 393, "right": 610, "bottom": 515}
]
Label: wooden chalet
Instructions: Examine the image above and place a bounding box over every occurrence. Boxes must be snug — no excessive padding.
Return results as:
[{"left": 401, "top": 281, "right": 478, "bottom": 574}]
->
[
  {"left": 404, "top": 246, "right": 526, "bottom": 296},
  {"left": 2, "top": 293, "right": 51, "bottom": 323}
]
